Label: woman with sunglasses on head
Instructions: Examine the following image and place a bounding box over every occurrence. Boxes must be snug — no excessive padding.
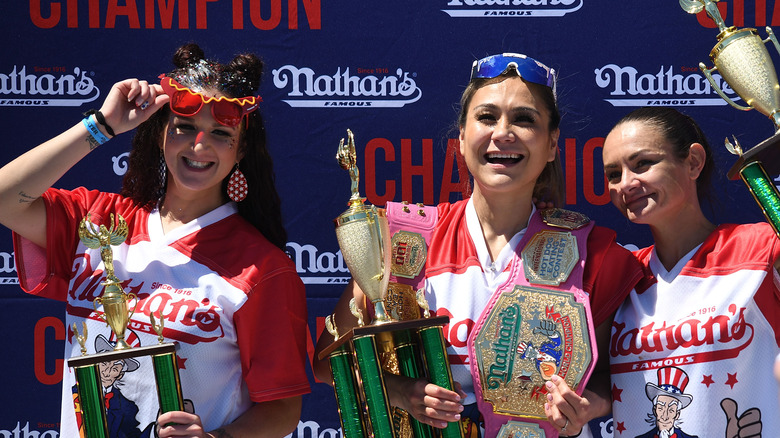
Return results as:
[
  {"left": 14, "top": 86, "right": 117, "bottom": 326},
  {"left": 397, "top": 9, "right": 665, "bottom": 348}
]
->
[
  {"left": 0, "top": 43, "right": 309, "bottom": 437},
  {"left": 313, "top": 53, "right": 643, "bottom": 438},
  {"left": 602, "top": 107, "right": 778, "bottom": 437}
]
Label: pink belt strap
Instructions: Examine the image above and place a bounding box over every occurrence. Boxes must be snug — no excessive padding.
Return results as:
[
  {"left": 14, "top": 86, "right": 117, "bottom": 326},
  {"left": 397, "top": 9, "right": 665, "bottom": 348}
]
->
[{"left": 467, "top": 211, "right": 598, "bottom": 438}]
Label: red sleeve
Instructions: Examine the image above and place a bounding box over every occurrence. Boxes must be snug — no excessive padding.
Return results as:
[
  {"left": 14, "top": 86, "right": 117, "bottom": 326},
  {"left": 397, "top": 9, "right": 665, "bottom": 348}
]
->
[
  {"left": 233, "top": 255, "right": 311, "bottom": 403},
  {"left": 13, "top": 187, "right": 140, "bottom": 300},
  {"left": 583, "top": 225, "right": 644, "bottom": 327}
]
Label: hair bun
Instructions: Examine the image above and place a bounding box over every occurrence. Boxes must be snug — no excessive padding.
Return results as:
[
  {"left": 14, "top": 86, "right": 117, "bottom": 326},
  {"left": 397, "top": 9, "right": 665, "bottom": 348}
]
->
[
  {"left": 226, "top": 53, "right": 264, "bottom": 93},
  {"left": 172, "top": 43, "right": 206, "bottom": 69}
]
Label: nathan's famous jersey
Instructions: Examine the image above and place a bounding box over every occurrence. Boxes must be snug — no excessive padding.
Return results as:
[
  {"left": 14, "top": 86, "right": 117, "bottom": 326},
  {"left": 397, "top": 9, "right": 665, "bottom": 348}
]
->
[
  {"left": 13, "top": 188, "right": 310, "bottom": 437},
  {"left": 610, "top": 223, "right": 780, "bottom": 438}
]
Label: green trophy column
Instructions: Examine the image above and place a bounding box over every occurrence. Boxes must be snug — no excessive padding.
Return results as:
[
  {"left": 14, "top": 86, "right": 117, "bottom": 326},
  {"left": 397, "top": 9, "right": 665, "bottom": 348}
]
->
[
  {"left": 394, "top": 330, "right": 434, "bottom": 438},
  {"left": 74, "top": 365, "right": 109, "bottom": 438},
  {"left": 153, "top": 352, "right": 184, "bottom": 413},
  {"left": 353, "top": 334, "right": 395, "bottom": 438},
  {"left": 740, "top": 161, "right": 780, "bottom": 237},
  {"left": 329, "top": 347, "right": 366, "bottom": 438},
  {"left": 419, "top": 326, "right": 463, "bottom": 438}
]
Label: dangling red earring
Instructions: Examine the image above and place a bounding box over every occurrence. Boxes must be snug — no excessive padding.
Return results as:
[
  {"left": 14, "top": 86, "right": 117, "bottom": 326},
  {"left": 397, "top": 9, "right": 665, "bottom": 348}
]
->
[{"left": 227, "top": 164, "right": 248, "bottom": 202}]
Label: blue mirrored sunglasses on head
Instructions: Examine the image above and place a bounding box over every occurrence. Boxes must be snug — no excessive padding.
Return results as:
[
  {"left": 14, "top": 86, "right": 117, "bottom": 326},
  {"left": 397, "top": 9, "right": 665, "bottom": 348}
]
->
[{"left": 470, "top": 53, "right": 556, "bottom": 95}]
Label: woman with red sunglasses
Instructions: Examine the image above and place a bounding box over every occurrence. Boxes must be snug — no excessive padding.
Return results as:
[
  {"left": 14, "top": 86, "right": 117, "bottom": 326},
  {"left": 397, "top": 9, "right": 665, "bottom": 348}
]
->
[
  {"left": 0, "top": 43, "right": 309, "bottom": 437},
  {"left": 313, "top": 53, "right": 643, "bottom": 437}
]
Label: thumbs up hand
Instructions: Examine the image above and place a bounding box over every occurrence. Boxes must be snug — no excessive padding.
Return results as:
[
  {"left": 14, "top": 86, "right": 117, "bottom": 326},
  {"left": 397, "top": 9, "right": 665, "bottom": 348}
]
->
[{"left": 720, "top": 398, "right": 761, "bottom": 438}]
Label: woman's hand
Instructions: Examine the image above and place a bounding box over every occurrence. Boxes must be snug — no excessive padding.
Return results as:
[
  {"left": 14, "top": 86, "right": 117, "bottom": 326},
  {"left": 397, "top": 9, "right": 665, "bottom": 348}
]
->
[
  {"left": 543, "top": 375, "right": 598, "bottom": 436},
  {"left": 99, "top": 78, "right": 170, "bottom": 136},
  {"left": 156, "top": 411, "right": 207, "bottom": 438},
  {"left": 385, "top": 374, "right": 466, "bottom": 429}
]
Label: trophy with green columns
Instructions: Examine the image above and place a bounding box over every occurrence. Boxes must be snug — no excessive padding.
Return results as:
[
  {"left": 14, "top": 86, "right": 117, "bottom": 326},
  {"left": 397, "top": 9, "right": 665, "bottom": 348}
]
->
[
  {"left": 67, "top": 213, "right": 184, "bottom": 437},
  {"left": 681, "top": 0, "right": 780, "bottom": 237},
  {"left": 319, "top": 130, "right": 463, "bottom": 438}
]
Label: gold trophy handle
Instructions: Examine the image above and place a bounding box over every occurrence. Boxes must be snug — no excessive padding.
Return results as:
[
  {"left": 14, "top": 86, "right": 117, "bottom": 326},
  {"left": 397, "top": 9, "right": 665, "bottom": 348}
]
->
[
  {"left": 126, "top": 292, "right": 138, "bottom": 320},
  {"left": 93, "top": 297, "right": 107, "bottom": 323},
  {"left": 699, "top": 62, "right": 753, "bottom": 111}
]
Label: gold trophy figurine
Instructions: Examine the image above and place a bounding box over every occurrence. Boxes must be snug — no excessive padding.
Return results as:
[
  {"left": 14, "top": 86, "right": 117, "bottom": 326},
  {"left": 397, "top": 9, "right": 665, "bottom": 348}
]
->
[
  {"left": 79, "top": 213, "right": 137, "bottom": 350},
  {"left": 334, "top": 129, "right": 393, "bottom": 324}
]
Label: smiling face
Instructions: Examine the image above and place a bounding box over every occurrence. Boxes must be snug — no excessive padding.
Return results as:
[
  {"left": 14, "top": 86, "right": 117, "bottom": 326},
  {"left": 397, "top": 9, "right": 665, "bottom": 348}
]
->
[
  {"left": 162, "top": 94, "right": 244, "bottom": 206},
  {"left": 602, "top": 121, "right": 699, "bottom": 226},
  {"left": 458, "top": 76, "right": 559, "bottom": 200}
]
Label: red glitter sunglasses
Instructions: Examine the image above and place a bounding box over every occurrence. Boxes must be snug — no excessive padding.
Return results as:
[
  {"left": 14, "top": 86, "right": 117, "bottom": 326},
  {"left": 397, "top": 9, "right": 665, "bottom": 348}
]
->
[{"left": 159, "top": 74, "right": 261, "bottom": 127}]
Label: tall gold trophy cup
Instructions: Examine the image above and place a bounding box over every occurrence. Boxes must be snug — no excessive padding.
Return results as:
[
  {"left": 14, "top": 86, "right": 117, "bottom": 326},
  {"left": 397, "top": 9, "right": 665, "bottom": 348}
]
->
[
  {"left": 67, "top": 214, "right": 184, "bottom": 437},
  {"left": 319, "top": 130, "right": 463, "bottom": 438},
  {"left": 682, "top": 0, "right": 780, "bottom": 236}
]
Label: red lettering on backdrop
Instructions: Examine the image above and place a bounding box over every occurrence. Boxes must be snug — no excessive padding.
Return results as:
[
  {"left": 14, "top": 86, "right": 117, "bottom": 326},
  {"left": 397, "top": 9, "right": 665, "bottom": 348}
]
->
[
  {"left": 564, "top": 138, "right": 578, "bottom": 204},
  {"left": 439, "top": 139, "right": 470, "bottom": 203},
  {"left": 29, "top": 0, "right": 61, "bottom": 28},
  {"left": 30, "top": 0, "right": 321, "bottom": 29},
  {"left": 366, "top": 138, "right": 396, "bottom": 206},
  {"left": 582, "top": 137, "right": 610, "bottom": 206},
  {"left": 35, "top": 317, "right": 65, "bottom": 385},
  {"left": 147, "top": 0, "right": 189, "bottom": 29},
  {"left": 249, "top": 0, "right": 281, "bottom": 30},
  {"left": 106, "top": 0, "right": 141, "bottom": 28},
  {"left": 288, "top": 0, "right": 321, "bottom": 29},
  {"left": 401, "top": 138, "right": 434, "bottom": 205}
]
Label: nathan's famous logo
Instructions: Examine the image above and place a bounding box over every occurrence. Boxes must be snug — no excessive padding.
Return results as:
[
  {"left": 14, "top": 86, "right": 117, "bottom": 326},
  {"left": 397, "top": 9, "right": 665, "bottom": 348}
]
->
[
  {"left": 594, "top": 64, "right": 738, "bottom": 107},
  {"left": 610, "top": 303, "right": 753, "bottom": 374},
  {"left": 486, "top": 303, "right": 521, "bottom": 389},
  {"left": 286, "top": 241, "right": 350, "bottom": 284},
  {"left": 272, "top": 65, "right": 422, "bottom": 108},
  {"left": 0, "top": 249, "right": 17, "bottom": 285},
  {"left": 0, "top": 66, "right": 100, "bottom": 107},
  {"left": 442, "top": 0, "right": 583, "bottom": 17}
]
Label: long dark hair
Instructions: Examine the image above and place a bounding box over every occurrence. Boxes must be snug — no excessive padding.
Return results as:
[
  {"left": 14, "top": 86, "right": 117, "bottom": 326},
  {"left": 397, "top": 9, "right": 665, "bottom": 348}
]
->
[{"left": 120, "top": 43, "right": 288, "bottom": 250}]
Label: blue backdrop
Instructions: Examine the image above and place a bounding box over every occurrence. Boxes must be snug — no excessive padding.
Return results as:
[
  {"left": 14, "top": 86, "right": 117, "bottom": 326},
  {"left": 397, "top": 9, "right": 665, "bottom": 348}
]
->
[{"left": 0, "top": 1, "right": 776, "bottom": 436}]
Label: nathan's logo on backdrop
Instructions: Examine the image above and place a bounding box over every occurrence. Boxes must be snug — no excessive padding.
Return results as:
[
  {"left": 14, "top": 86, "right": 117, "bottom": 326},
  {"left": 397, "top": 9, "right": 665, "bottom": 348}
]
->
[
  {"left": 272, "top": 65, "right": 422, "bottom": 108},
  {"left": 442, "top": 0, "right": 583, "bottom": 17},
  {"left": 0, "top": 250, "right": 18, "bottom": 285},
  {"left": 0, "top": 66, "right": 100, "bottom": 107},
  {"left": 0, "top": 422, "right": 57, "bottom": 437},
  {"left": 286, "top": 242, "right": 350, "bottom": 284},
  {"left": 594, "top": 64, "right": 737, "bottom": 107}
]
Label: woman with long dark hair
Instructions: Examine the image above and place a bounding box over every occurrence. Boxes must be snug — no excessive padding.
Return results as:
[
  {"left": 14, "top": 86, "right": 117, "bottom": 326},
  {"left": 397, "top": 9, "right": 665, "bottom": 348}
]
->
[{"left": 0, "top": 43, "right": 309, "bottom": 437}]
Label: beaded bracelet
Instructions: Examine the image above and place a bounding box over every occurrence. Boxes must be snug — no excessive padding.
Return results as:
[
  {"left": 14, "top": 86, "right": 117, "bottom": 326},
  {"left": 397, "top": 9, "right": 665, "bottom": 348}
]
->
[{"left": 82, "top": 115, "right": 110, "bottom": 145}]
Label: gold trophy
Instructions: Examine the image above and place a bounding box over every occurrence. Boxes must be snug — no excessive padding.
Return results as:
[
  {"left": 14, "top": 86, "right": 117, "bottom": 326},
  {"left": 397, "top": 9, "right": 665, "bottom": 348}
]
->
[
  {"left": 320, "top": 130, "right": 462, "bottom": 438},
  {"left": 681, "top": 0, "right": 780, "bottom": 236},
  {"left": 334, "top": 129, "right": 393, "bottom": 324},
  {"left": 67, "top": 213, "right": 184, "bottom": 437}
]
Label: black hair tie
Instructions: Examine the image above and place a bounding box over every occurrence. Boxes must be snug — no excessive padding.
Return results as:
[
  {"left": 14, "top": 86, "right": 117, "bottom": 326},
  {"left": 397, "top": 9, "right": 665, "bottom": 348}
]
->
[{"left": 84, "top": 109, "right": 116, "bottom": 137}]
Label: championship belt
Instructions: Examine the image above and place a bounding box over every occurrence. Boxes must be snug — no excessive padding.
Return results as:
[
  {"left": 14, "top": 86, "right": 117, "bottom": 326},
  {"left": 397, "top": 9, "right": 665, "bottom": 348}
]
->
[{"left": 467, "top": 209, "right": 598, "bottom": 438}]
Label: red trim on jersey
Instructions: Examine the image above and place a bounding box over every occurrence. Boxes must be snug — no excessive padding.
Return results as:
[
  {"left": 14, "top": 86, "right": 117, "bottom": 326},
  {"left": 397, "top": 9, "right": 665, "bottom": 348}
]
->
[
  {"left": 634, "top": 222, "right": 780, "bottom": 347},
  {"left": 424, "top": 200, "right": 642, "bottom": 327}
]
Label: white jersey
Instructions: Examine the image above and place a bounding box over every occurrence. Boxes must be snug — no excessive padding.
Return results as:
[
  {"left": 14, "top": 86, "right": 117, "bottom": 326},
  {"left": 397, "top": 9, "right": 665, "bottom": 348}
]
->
[
  {"left": 610, "top": 223, "right": 780, "bottom": 438},
  {"left": 13, "top": 188, "right": 310, "bottom": 437}
]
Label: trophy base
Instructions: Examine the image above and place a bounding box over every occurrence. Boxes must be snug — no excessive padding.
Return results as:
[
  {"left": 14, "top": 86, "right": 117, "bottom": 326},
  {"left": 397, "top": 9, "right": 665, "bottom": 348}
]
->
[
  {"left": 317, "top": 316, "right": 450, "bottom": 359},
  {"left": 68, "top": 342, "right": 178, "bottom": 367},
  {"left": 728, "top": 132, "right": 780, "bottom": 179}
]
